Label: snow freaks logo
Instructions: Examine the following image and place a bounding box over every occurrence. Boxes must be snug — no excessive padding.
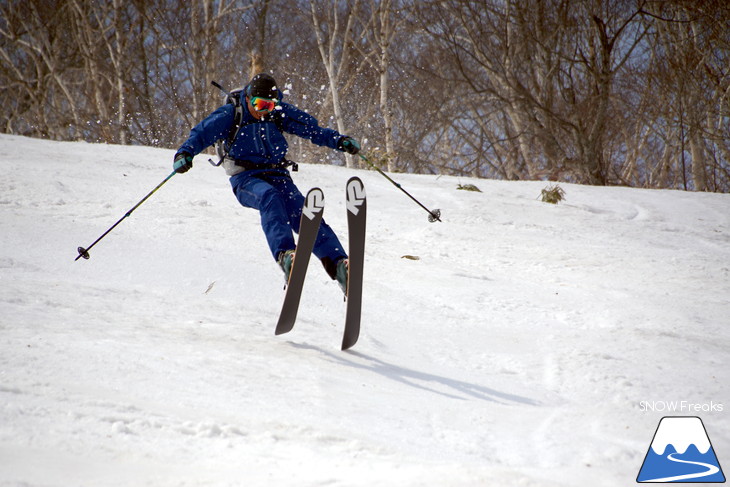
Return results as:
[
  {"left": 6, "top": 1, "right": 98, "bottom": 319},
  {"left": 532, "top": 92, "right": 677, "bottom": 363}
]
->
[
  {"left": 637, "top": 416, "right": 726, "bottom": 483},
  {"left": 639, "top": 401, "right": 724, "bottom": 413}
]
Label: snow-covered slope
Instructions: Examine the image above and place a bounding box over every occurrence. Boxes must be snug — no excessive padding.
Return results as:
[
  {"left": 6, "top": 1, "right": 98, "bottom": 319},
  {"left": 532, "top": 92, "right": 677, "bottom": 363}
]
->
[{"left": 1, "top": 134, "right": 728, "bottom": 486}]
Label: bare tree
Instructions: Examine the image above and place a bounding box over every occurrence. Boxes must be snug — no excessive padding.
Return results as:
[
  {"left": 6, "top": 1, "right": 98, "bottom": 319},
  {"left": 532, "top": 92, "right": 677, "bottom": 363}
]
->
[
  {"left": 0, "top": 0, "right": 84, "bottom": 139},
  {"left": 188, "top": 0, "right": 255, "bottom": 118},
  {"left": 67, "top": 0, "right": 134, "bottom": 144},
  {"left": 641, "top": 1, "right": 730, "bottom": 191},
  {"left": 308, "top": 0, "right": 367, "bottom": 168},
  {"left": 375, "top": 1, "right": 397, "bottom": 170}
]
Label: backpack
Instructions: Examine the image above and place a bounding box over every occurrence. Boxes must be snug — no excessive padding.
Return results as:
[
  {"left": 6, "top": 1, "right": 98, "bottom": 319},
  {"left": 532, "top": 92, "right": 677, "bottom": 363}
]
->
[{"left": 209, "top": 80, "right": 287, "bottom": 167}]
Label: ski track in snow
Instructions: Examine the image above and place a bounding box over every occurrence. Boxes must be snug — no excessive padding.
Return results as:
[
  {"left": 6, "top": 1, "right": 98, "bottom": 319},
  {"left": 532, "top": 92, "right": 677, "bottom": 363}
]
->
[{"left": 1, "top": 134, "right": 729, "bottom": 486}]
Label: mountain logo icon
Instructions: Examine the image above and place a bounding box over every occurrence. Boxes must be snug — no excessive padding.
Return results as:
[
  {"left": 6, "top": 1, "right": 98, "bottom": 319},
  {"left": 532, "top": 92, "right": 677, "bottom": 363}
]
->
[{"left": 637, "top": 416, "right": 725, "bottom": 483}]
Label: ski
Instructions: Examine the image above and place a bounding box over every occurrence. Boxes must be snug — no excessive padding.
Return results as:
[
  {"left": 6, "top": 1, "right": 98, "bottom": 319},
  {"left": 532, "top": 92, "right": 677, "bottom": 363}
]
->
[
  {"left": 342, "top": 176, "right": 366, "bottom": 350},
  {"left": 275, "top": 187, "right": 325, "bottom": 336}
]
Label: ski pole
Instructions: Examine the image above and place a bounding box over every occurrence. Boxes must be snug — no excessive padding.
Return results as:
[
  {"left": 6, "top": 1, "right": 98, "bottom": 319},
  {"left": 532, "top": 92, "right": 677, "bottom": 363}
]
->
[
  {"left": 75, "top": 170, "right": 177, "bottom": 261},
  {"left": 357, "top": 153, "right": 441, "bottom": 222}
]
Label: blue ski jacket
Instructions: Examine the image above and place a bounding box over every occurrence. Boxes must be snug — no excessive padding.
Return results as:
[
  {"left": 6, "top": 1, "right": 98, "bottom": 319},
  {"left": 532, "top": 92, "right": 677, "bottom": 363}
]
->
[{"left": 177, "top": 86, "right": 346, "bottom": 174}]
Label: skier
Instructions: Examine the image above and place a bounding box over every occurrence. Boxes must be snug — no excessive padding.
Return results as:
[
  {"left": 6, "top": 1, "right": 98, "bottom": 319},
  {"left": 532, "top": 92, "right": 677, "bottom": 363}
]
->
[{"left": 173, "top": 73, "right": 360, "bottom": 292}]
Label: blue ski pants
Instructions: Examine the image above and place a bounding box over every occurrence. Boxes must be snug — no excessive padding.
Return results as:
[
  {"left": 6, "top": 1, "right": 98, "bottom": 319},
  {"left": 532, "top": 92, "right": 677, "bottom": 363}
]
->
[{"left": 230, "top": 170, "right": 347, "bottom": 276}]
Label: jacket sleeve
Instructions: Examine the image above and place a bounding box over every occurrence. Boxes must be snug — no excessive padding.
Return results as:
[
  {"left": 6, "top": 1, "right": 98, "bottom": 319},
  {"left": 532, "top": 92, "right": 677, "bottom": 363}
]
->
[
  {"left": 277, "top": 103, "right": 344, "bottom": 151},
  {"left": 177, "top": 105, "right": 235, "bottom": 156}
]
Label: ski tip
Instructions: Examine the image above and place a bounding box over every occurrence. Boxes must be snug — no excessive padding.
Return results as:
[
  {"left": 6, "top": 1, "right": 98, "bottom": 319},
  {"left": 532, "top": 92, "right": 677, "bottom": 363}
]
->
[
  {"left": 341, "top": 335, "right": 359, "bottom": 351},
  {"left": 275, "top": 320, "right": 295, "bottom": 336},
  {"left": 302, "top": 187, "right": 325, "bottom": 220}
]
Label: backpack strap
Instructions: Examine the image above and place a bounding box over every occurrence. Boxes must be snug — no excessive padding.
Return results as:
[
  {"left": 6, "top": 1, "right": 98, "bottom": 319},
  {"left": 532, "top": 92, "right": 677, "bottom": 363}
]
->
[
  {"left": 209, "top": 81, "right": 244, "bottom": 166},
  {"left": 225, "top": 93, "right": 244, "bottom": 148}
]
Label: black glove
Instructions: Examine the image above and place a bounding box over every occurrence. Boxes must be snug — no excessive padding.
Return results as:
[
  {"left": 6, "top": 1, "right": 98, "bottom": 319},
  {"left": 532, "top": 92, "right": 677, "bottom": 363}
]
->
[
  {"left": 338, "top": 136, "right": 360, "bottom": 155},
  {"left": 173, "top": 151, "right": 193, "bottom": 173}
]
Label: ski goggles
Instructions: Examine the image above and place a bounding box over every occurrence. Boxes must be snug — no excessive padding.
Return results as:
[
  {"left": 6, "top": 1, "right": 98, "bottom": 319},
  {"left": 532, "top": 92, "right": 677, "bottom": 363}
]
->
[{"left": 250, "top": 96, "right": 278, "bottom": 112}]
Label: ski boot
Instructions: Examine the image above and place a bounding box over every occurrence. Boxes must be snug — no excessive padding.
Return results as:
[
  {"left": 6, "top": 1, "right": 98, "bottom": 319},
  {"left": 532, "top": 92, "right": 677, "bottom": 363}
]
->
[
  {"left": 278, "top": 249, "right": 295, "bottom": 283},
  {"left": 335, "top": 258, "right": 348, "bottom": 295}
]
